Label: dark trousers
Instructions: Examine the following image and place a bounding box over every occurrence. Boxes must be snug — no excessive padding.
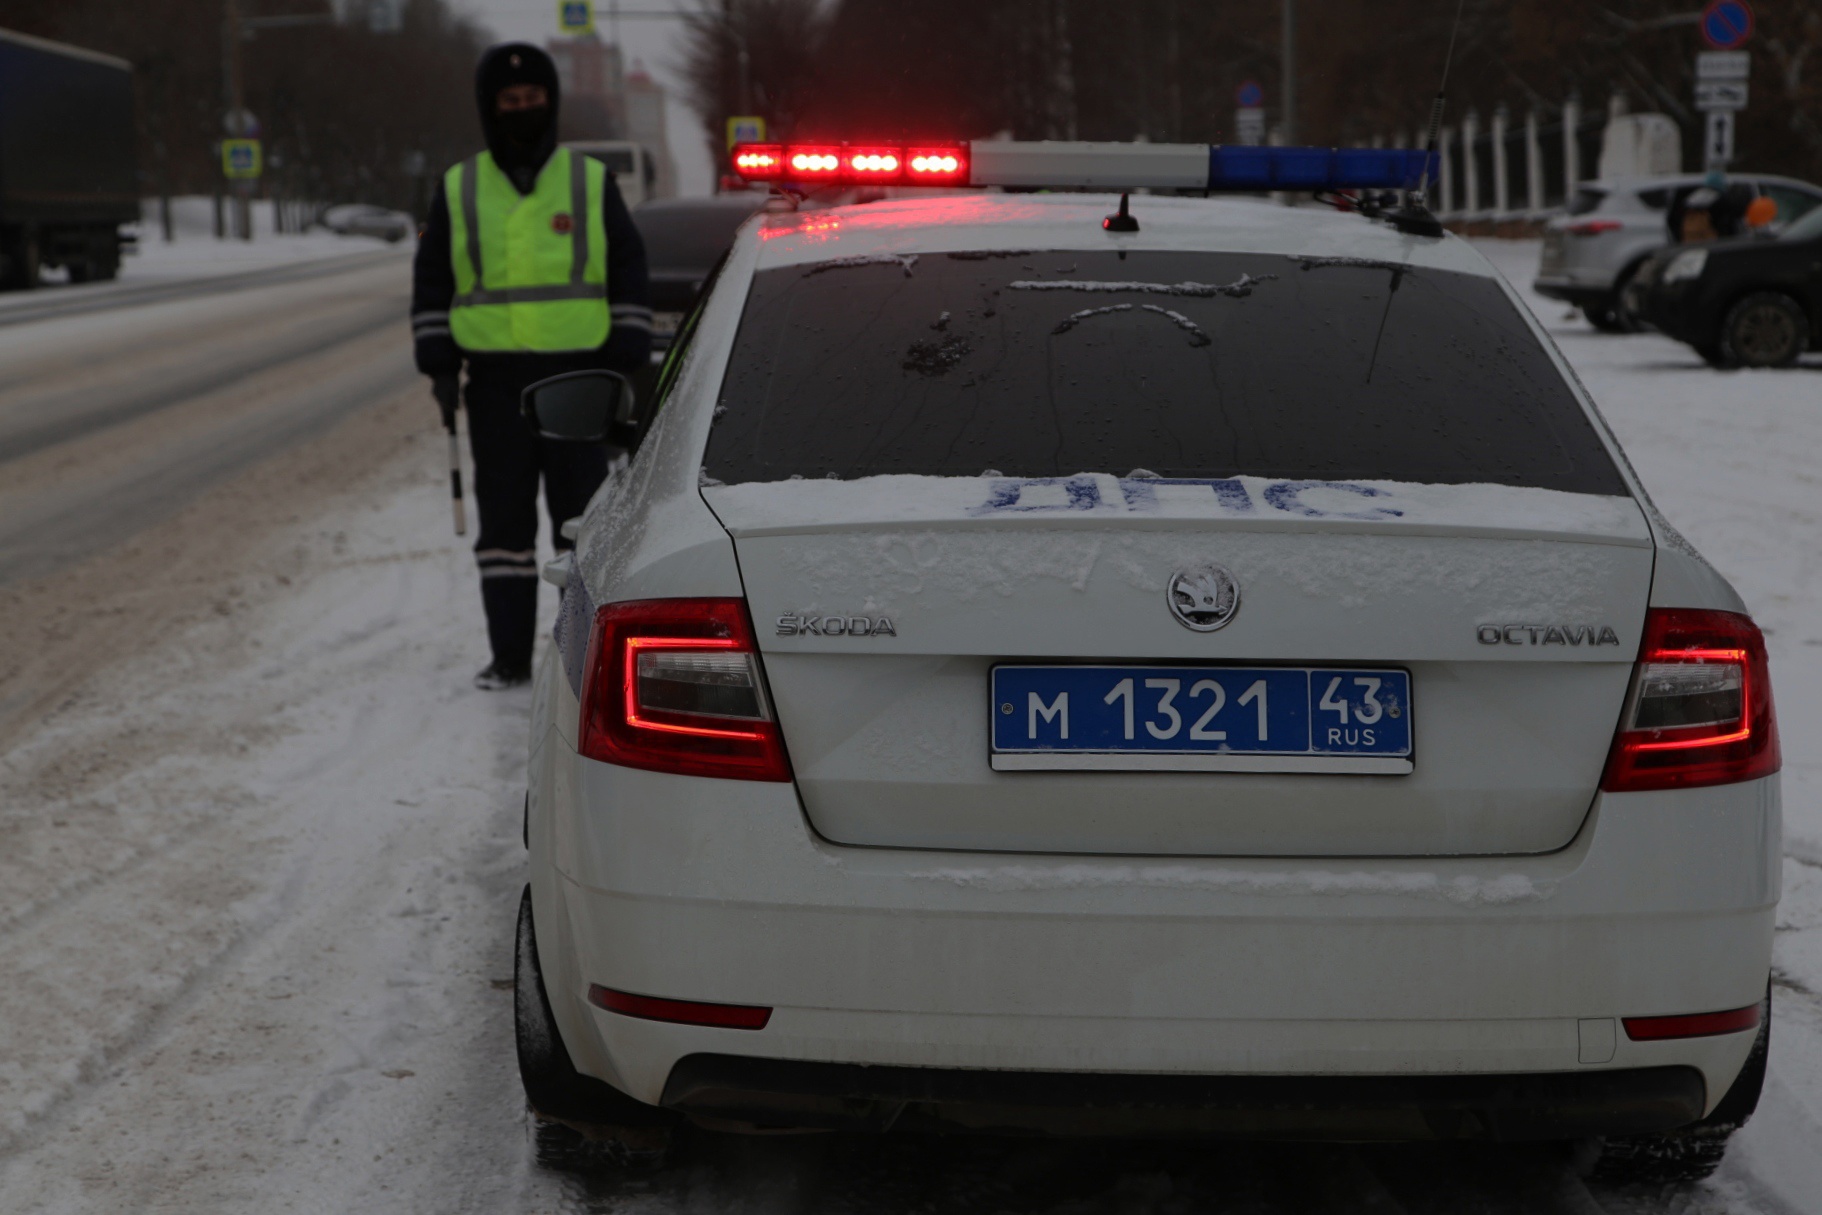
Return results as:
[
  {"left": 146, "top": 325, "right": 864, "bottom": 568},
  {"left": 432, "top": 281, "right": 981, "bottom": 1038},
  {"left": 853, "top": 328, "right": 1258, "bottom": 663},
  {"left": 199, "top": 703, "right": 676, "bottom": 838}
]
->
[{"left": 464, "top": 373, "right": 607, "bottom": 671}]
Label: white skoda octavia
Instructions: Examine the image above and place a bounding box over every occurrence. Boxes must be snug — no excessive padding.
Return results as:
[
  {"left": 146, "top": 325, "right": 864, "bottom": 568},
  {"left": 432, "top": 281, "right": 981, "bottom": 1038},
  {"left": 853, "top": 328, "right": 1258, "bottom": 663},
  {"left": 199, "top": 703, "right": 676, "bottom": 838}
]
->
[{"left": 513, "top": 144, "right": 1780, "bottom": 1182}]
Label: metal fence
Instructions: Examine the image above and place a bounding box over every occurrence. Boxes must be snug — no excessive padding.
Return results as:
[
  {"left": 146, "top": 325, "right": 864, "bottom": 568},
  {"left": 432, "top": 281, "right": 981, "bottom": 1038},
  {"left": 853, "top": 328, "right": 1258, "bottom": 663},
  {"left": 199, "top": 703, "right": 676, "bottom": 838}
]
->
[{"left": 1427, "top": 99, "right": 1615, "bottom": 223}]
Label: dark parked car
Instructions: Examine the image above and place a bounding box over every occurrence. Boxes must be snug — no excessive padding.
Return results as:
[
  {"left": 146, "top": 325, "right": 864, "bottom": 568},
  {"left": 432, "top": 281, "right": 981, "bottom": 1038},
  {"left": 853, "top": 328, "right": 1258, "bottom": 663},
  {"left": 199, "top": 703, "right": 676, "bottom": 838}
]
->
[
  {"left": 1535, "top": 173, "right": 1822, "bottom": 332},
  {"left": 631, "top": 192, "right": 770, "bottom": 353},
  {"left": 1634, "top": 205, "right": 1822, "bottom": 367}
]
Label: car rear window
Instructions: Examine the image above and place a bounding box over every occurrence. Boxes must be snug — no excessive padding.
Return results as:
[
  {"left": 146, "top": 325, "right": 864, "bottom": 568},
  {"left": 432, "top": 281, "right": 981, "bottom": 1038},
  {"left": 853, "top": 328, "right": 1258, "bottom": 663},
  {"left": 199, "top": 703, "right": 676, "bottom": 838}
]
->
[
  {"left": 1566, "top": 187, "right": 1609, "bottom": 215},
  {"left": 1636, "top": 187, "right": 1670, "bottom": 209},
  {"left": 704, "top": 250, "right": 1627, "bottom": 495}
]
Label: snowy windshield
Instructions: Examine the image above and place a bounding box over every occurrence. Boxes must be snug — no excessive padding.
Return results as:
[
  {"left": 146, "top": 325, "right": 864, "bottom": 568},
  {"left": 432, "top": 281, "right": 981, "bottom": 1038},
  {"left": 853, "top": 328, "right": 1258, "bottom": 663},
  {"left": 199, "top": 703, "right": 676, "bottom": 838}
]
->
[{"left": 704, "top": 250, "right": 1628, "bottom": 494}]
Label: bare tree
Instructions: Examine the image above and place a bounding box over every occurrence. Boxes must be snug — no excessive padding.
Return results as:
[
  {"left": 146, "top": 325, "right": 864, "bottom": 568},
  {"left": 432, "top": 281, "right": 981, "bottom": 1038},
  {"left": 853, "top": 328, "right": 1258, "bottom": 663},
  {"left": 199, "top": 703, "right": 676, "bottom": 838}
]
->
[{"left": 678, "top": 0, "right": 828, "bottom": 174}]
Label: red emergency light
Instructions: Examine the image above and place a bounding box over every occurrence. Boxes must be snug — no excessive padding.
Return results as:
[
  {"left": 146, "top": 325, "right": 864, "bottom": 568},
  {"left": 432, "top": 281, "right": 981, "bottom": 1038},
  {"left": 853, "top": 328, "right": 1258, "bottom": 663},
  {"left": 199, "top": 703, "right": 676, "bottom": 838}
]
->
[
  {"left": 733, "top": 142, "right": 970, "bottom": 186},
  {"left": 732, "top": 144, "right": 783, "bottom": 176}
]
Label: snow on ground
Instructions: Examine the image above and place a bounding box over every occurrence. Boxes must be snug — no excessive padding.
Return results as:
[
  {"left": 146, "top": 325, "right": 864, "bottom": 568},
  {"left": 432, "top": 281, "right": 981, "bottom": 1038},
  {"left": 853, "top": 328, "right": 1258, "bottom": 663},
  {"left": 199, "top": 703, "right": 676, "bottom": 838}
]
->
[
  {"left": 0, "top": 237, "right": 1817, "bottom": 1213},
  {"left": 1481, "top": 237, "right": 1822, "bottom": 1213},
  {"left": 0, "top": 196, "right": 395, "bottom": 319},
  {"left": 113, "top": 197, "right": 399, "bottom": 280}
]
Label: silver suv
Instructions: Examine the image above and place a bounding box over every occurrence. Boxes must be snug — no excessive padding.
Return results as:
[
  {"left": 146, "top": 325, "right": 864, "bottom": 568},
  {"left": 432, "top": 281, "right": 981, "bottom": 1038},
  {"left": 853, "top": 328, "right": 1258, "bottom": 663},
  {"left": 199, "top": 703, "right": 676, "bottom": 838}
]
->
[{"left": 1535, "top": 173, "right": 1822, "bottom": 331}]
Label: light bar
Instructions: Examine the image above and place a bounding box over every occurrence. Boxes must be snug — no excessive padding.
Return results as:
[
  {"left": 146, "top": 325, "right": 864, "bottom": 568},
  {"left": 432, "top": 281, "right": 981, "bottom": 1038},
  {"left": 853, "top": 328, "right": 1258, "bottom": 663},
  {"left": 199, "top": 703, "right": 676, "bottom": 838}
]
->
[{"left": 730, "top": 140, "right": 1436, "bottom": 193}]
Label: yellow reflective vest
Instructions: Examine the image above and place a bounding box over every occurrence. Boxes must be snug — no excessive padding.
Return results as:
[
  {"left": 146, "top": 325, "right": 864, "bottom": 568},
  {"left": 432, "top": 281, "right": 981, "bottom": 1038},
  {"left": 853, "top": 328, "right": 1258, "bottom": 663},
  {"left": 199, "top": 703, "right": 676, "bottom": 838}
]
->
[{"left": 444, "top": 148, "right": 610, "bottom": 352}]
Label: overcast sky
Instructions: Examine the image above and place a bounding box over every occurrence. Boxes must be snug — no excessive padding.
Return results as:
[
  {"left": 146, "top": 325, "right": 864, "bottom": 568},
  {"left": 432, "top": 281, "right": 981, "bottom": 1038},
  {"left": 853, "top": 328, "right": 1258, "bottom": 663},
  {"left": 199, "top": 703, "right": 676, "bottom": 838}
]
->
[{"left": 447, "top": 0, "right": 718, "bottom": 196}]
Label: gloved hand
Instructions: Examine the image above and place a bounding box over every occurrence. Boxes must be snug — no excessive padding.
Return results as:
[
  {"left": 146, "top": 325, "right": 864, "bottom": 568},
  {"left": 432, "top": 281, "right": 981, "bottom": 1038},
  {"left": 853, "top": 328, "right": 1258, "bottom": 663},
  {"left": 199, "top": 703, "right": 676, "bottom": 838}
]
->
[{"left": 432, "top": 375, "right": 460, "bottom": 430}]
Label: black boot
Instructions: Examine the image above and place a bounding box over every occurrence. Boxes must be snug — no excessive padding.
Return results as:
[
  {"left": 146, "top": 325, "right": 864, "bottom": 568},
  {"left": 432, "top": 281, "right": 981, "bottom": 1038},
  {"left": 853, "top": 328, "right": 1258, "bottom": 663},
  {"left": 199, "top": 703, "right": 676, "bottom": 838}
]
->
[
  {"left": 474, "top": 660, "right": 532, "bottom": 690},
  {"left": 478, "top": 577, "right": 537, "bottom": 690}
]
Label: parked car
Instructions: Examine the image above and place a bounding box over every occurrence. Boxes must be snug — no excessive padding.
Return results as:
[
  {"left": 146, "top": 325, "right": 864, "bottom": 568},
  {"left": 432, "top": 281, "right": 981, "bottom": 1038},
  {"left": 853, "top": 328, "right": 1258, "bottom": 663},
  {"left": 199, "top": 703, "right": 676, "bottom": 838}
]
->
[
  {"left": 320, "top": 203, "right": 413, "bottom": 243},
  {"left": 1633, "top": 204, "right": 1822, "bottom": 367},
  {"left": 567, "top": 140, "right": 660, "bottom": 209},
  {"left": 631, "top": 192, "right": 770, "bottom": 352},
  {"left": 1534, "top": 173, "right": 1822, "bottom": 331}
]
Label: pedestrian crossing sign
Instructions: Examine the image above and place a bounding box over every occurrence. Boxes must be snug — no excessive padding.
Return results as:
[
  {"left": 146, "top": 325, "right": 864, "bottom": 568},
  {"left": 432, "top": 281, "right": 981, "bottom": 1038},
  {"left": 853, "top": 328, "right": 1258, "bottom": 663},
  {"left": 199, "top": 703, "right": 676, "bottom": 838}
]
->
[
  {"left": 557, "top": 1, "right": 593, "bottom": 35},
  {"left": 726, "top": 116, "right": 767, "bottom": 151},
  {"left": 222, "top": 138, "right": 262, "bottom": 180}
]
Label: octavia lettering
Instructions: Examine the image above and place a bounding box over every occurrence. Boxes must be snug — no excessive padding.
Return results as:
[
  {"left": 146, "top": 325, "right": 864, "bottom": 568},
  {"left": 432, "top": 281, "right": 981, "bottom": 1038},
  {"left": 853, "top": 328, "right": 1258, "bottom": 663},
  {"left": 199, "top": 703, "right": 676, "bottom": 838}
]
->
[
  {"left": 1476, "top": 624, "right": 1622, "bottom": 646},
  {"left": 776, "top": 614, "right": 898, "bottom": 638}
]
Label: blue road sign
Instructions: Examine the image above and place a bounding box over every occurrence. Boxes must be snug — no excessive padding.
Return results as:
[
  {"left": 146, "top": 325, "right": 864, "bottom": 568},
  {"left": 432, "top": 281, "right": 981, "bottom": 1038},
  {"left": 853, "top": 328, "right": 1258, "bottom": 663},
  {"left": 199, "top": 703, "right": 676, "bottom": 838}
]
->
[
  {"left": 1701, "top": 0, "right": 1753, "bottom": 50},
  {"left": 1236, "top": 81, "right": 1265, "bottom": 109}
]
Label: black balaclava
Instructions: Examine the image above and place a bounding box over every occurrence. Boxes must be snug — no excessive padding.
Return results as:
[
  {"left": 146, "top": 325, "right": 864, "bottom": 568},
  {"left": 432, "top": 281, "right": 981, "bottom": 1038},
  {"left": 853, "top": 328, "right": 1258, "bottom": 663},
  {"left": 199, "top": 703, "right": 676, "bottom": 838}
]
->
[{"left": 476, "top": 42, "right": 560, "bottom": 194}]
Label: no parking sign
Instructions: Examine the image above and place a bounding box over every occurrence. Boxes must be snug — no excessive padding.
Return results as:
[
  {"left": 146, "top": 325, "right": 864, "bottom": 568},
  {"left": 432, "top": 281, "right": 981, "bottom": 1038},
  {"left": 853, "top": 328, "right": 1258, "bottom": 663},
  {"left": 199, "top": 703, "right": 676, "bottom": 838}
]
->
[{"left": 1701, "top": 0, "right": 1753, "bottom": 50}]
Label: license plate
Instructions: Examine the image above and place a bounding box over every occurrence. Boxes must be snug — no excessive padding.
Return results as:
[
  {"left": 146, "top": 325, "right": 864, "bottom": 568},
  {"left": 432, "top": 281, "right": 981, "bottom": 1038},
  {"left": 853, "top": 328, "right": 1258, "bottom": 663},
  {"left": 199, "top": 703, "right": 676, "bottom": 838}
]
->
[{"left": 990, "top": 665, "right": 1412, "bottom": 773}]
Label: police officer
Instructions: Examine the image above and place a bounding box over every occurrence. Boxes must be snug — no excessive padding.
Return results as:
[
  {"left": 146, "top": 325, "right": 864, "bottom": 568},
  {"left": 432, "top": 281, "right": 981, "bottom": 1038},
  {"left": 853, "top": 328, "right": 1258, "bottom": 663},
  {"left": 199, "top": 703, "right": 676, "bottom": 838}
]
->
[{"left": 412, "top": 43, "right": 651, "bottom": 689}]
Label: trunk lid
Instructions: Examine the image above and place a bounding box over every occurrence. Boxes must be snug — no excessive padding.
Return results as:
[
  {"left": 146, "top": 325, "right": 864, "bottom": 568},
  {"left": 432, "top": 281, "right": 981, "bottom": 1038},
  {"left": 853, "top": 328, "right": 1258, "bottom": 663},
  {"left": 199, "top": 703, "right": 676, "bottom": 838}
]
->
[{"left": 707, "top": 475, "right": 1652, "bottom": 857}]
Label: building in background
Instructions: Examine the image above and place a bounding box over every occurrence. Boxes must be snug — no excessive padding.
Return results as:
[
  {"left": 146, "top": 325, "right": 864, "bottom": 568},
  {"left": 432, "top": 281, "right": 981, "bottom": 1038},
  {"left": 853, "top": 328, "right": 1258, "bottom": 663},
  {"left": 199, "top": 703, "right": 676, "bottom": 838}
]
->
[
  {"left": 548, "top": 36, "right": 674, "bottom": 200},
  {"left": 623, "top": 61, "right": 675, "bottom": 200},
  {"left": 548, "top": 33, "right": 623, "bottom": 141}
]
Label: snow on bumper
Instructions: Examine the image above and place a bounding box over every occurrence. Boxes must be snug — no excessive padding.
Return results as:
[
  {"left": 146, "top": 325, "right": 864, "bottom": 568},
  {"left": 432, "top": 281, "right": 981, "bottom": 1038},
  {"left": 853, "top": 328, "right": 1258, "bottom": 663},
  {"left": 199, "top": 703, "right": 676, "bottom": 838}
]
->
[{"left": 534, "top": 737, "right": 1778, "bottom": 1113}]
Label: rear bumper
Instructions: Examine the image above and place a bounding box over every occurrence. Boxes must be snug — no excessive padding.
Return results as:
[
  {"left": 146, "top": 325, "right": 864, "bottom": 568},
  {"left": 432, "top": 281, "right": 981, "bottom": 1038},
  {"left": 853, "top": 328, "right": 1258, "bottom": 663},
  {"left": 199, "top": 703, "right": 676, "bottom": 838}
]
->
[
  {"left": 531, "top": 724, "right": 1779, "bottom": 1133},
  {"left": 1639, "top": 282, "right": 1714, "bottom": 345},
  {"left": 1532, "top": 274, "right": 1614, "bottom": 305},
  {"left": 662, "top": 1054, "right": 1706, "bottom": 1140}
]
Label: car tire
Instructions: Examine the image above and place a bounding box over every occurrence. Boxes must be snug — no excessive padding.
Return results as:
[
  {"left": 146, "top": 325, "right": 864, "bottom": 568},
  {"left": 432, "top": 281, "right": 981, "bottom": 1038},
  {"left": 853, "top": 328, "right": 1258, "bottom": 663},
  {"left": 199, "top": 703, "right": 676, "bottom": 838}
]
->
[
  {"left": 1587, "top": 986, "right": 1769, "bottom": 1185},
  {"left": 1695, "top": 342, "right": 1733, "bottom": 368},
  {"left": 514, "top": 885, "right": 677, "bottom": 1159},
  {"left": 1581, "top": 297, "right": 1631, "bottom": 333},
  {"left": 1720, "top": 292, "right": 1808, "bottom": 368}
]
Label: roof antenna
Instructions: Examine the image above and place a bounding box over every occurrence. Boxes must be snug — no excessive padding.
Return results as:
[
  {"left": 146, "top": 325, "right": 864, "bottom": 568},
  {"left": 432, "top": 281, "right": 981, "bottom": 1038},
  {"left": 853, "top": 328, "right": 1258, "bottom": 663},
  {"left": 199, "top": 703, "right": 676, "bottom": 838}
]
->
[
  {"left": 1103, "top": 192, "right": 1139, "bottom": 233},
  {"left": 1388, "top": 0, "right": 1466, "bottom": 238}
]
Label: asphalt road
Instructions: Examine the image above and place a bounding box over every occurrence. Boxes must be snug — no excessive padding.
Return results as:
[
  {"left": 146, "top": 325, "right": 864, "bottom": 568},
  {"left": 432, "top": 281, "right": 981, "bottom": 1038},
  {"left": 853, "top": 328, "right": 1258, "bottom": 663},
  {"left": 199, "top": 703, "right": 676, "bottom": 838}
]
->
[{"left": 0, "top": 251, "right": 417, "bottom": 587}]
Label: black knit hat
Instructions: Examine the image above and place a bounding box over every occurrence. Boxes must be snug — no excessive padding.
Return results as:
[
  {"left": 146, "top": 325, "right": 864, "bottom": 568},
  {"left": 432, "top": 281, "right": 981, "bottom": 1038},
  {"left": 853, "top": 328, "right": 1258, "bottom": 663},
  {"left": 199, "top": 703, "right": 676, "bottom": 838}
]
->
[
  {"left": 475, "top": 43, "right": 561, "bottom": 188},
  {"left": 476, "top": 42, "right": 561, "bottom": 116}
]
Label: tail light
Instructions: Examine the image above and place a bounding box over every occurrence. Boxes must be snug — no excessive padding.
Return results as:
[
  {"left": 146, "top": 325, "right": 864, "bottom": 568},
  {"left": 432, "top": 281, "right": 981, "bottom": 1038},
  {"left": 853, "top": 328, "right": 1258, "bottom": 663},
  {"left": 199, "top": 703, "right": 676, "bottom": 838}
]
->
[
  {"left": 1624, "top": 1002, "right": 1762, "bottom": 1041},
  {"left": 1601, "top": 608, "right": 1779, "bottom": 793},
  {"left": 588, "top": 984, "right": 772, "bottom": 1030},
  {"left": 1566, "top": 219, "right": 1623, "bottom": 236},
  {"left": 578, "top": 598, "right": 792, "bottom": 782}
]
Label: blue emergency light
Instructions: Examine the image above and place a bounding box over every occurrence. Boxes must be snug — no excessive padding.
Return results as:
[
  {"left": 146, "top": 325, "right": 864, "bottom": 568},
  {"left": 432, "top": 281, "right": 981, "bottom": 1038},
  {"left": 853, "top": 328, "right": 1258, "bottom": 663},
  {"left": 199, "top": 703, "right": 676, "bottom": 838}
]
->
[{"left": 731, "top": 140, "right": 1438, "bottom": 193}]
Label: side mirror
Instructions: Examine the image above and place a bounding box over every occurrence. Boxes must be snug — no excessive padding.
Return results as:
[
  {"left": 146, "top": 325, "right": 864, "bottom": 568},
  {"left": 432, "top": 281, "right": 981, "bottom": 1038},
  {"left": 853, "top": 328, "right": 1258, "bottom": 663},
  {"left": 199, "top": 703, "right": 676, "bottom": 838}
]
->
[{"left": 521, "top": 370, "right": 637, "bottom": 443}]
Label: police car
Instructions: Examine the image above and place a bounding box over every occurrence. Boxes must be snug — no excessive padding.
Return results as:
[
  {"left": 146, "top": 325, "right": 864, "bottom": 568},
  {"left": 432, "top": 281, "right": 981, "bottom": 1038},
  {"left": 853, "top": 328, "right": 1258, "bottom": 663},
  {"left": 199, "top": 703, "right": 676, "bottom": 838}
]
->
[{"left": 513, "top": 140, "right": 1780, "bottom": 1180}]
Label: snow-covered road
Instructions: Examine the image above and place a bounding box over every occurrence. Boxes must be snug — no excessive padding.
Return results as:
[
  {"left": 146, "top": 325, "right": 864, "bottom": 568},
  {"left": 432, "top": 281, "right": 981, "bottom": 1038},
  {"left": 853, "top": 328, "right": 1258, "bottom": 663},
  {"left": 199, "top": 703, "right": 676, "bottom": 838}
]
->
[{"left": 0, "top": 238, "right": 1817, "bottom": 1213}]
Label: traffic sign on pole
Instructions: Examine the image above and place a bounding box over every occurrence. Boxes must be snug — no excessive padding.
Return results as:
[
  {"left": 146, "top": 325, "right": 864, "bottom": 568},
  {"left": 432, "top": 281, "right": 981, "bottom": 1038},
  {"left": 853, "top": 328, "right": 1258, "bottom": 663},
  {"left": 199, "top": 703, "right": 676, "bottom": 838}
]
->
[
  {"left": 221, "top": 138, "right": 262, "bottom": 180},
  {"left": 725, "top": 116, "right": 766, "bottom": 151},
  {"left": 1233, "top": 83, "right": 1266, "bottom": 146},
  {"left": 557, "top": 0, "right": 594, "bottom": 36},
  {"left": 1694, "top": 80, "right": 1749, "bottom": 110},
  {"left": 1700, "top": 0, "right": 1753, "bottom": 50},
  {"left": 1705, "top": 110, "right": 1735, "bottom": 167}
]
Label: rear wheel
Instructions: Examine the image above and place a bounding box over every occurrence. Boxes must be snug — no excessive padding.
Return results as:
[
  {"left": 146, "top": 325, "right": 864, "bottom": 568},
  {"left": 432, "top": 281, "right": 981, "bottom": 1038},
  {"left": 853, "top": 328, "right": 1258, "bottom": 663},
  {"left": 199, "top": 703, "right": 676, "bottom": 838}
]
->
[
  {"left": 514, "top": 885, "right": 676, "bottom": 1162},
  {"left": 1581, "top": 297, "right": 1630, "bottom": 333},
  {"left": 1720, "top": 292, "right": 1807, "bottom": 368},
  {"left": 0, "top": 230, "right": 39, "bottom": 290},
  {"left": 1695, "top": 342, "right": 1732, "bottom": 368},
  {"left": 1584, "top": 263, "right": 1646, "bottom": 333},
  {"left": 1588, "top": 987, "right": 1769, "bottom": 1185}
]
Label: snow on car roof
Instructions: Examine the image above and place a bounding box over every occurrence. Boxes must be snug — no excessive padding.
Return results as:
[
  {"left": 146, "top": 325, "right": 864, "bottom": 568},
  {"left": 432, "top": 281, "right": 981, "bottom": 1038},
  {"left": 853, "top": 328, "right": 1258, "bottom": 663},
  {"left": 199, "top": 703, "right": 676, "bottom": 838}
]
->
[{"left": 749, "top": 192, "right": 1498, "bottom": 277}]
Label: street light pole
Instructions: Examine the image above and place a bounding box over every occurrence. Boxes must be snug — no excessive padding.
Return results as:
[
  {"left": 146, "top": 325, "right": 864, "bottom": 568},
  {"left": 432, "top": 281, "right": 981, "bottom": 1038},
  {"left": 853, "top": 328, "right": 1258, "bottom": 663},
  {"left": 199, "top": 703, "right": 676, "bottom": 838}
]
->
[
  {"left": 221, "top": 0, "right": 252, "bottom": 240},
  {"left": 1281, "top": 0, "right": 1296, "bottom": 145}
]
